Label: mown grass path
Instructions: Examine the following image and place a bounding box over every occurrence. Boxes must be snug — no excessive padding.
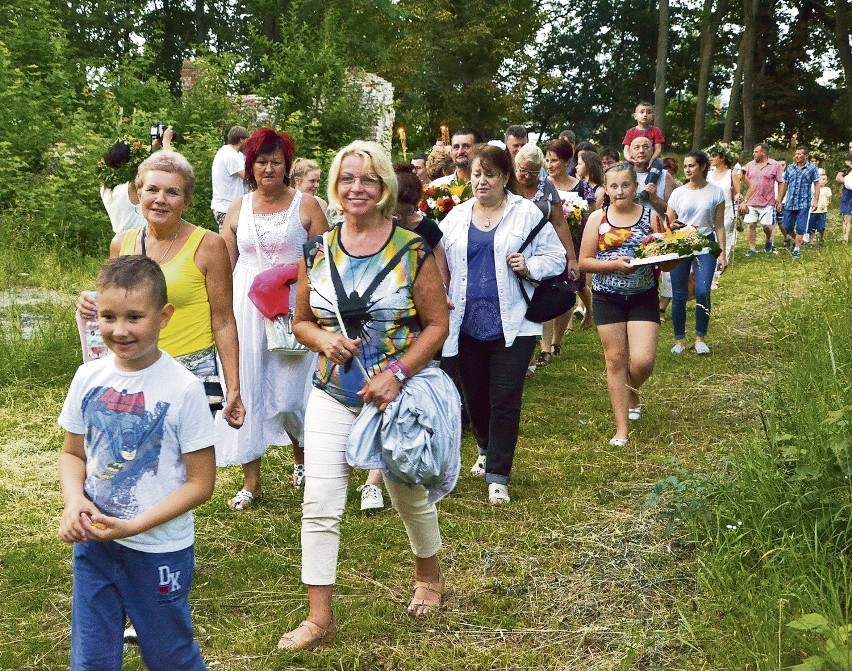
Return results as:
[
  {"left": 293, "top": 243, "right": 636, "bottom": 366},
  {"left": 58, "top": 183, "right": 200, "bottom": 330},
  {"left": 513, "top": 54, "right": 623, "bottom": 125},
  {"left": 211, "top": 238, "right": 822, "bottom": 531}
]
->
[{"left": 1, "top": 238, "right": 848, "bottom": 670}]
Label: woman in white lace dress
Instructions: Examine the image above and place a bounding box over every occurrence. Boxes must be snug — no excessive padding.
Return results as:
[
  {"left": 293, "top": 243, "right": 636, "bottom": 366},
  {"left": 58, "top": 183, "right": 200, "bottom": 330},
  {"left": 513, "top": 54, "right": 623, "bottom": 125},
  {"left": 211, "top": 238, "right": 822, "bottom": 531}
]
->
[{"left": 217, "top": 128, "right": 329, "bottom": 510}]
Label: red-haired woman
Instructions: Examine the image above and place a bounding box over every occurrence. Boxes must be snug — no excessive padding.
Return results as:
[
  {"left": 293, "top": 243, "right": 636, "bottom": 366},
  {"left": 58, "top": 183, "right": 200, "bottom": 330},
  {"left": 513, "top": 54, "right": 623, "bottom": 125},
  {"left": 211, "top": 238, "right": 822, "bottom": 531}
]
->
[{"left": 216, "top": 127, "right": 329, "bottom": 510}]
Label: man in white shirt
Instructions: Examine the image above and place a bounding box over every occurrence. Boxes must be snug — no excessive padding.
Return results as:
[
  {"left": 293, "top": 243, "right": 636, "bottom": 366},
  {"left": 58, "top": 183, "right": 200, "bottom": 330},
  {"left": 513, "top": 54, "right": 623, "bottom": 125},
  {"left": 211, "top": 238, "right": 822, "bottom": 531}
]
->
[
  {"left": 210, "top": 126, "right": 249, "bottom": 231},
  {"left": 429, "top": 128, "right": 481, "bottom": 187}
]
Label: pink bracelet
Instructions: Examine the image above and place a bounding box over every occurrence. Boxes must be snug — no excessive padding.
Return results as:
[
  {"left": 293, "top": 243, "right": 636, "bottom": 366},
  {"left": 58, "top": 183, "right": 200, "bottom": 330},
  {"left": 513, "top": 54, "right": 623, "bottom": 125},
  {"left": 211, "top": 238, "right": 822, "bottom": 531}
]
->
[{"left": 390, "top": 359, "right": 411, "bottom": 379}]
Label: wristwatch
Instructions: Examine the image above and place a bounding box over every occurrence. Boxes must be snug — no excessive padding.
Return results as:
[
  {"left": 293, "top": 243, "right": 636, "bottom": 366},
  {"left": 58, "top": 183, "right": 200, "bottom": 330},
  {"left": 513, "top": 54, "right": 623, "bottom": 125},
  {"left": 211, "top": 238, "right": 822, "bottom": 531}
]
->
[{"left": 388, "top": 361, "right": 409, "bottom": 383}]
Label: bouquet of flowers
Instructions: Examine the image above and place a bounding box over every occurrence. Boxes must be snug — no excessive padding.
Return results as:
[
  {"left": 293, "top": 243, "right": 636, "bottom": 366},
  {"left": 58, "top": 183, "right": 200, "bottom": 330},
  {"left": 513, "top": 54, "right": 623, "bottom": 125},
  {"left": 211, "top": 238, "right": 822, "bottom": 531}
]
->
[
  {"left": 560, "top": 192, "right": 588, "bottom": 234},
  {"left": 418, "top": 180, "right": 473, "bottom": 221},
  {"left": 97, "top": 136, "right": 148, "bottom": 189},
  {"left": 635, "top": 226, "right": 722, "bottom": 260}
]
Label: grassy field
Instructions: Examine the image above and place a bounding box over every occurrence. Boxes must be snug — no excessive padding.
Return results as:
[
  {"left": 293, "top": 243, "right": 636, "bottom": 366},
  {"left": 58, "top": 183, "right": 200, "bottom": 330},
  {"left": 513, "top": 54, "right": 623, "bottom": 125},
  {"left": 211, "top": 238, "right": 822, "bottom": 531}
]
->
[{"left": 0, "top": 218, "right": 849, "bottom": 670}]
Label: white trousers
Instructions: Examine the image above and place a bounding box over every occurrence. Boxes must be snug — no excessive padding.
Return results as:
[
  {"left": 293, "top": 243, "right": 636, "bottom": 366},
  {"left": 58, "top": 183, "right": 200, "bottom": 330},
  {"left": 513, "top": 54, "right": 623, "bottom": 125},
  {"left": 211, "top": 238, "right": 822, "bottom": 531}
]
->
[{"left": 300, "top": 387, "right": 442, "bottom": 585}]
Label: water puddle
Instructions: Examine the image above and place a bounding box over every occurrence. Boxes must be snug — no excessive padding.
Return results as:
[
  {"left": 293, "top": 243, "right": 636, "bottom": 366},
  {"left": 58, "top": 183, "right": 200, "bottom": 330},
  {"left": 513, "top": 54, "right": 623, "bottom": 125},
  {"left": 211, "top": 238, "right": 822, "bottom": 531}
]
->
[{"left": 1, "top": 287, "right": 69, "bottom": 340}]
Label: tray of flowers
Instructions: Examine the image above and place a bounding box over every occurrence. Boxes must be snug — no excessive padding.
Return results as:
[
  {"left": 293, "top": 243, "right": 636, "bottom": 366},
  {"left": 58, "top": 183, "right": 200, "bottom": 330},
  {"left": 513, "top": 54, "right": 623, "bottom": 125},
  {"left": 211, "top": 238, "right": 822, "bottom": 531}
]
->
[{"left": 630, "top": 226, "right": 721, "bottom": 265}]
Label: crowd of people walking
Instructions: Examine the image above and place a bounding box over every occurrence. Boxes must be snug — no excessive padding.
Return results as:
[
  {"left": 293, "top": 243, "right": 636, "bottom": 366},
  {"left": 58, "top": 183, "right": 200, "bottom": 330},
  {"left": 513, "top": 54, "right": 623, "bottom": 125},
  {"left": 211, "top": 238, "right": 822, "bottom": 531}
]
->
[{"left": 60, "top": 118, "right": 852, "bottom": 667}]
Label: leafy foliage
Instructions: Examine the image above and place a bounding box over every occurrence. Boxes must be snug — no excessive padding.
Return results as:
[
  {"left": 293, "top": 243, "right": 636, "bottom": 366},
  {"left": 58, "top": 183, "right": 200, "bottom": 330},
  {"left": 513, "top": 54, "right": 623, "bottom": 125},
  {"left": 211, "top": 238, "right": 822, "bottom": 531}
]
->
[{"left": 645, "top": 255, "right": 852, "bottom": 669}]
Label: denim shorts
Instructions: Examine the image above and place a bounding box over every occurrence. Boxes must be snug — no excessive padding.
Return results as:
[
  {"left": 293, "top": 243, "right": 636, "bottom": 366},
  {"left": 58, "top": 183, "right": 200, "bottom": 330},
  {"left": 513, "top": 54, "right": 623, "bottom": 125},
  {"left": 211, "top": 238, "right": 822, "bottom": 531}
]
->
[
  {"left": 783, "top": 208, "right": 810, "bottom": 235},
  {"left": 808, "top": 212, "right": 826, "bottom": 233},
  {"left": 71, "top": 540, "right": 206, "bottom": 671},
  {"left": 592, "top": 287, "right": 660, "bottom": 326},
  {"left": 841, "top": 188, "right": 852, "bottom": 216}
]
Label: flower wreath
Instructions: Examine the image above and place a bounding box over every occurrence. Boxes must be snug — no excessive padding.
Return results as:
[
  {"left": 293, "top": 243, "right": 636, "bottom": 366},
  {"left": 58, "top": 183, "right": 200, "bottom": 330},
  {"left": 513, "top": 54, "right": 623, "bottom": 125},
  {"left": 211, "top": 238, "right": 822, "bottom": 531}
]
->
[
  {"left": 704, "top": 142, "right": 738, "bottom": 166},
  {"left": 97, "top": 136, "right": 148, "bottom": 189}
]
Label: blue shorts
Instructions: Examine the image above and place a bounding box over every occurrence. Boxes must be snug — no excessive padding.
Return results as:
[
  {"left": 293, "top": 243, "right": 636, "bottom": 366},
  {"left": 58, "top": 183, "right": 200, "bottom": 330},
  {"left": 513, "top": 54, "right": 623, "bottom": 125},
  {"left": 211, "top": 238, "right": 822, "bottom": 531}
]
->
[
  {"left": 783, "top": 208, "right": 810, "bottom": 235},
  {"left": 71, "top": 541, "right": 206, "bottom": 671},
  {"left": 808, "top": 212, "right": 826, "bottom": 233},
  {"left": 841, "top": 188, "right": 852, "bottom": 216}
]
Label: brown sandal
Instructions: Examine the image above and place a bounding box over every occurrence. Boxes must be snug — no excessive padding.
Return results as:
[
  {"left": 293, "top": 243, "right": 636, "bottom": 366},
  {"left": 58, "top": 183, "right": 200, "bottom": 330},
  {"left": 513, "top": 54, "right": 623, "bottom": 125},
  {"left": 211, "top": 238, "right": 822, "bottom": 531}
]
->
[
  {"left": 277, "top": 615, "right": 336, "bottom": 651},
  {"left": 407, "top": 572, "right": 446, "bottom": 618}
]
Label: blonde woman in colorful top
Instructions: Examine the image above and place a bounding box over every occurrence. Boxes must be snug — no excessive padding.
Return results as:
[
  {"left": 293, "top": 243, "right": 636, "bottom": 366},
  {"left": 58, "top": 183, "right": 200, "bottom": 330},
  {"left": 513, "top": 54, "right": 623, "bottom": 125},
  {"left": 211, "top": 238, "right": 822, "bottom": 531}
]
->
[
  {"left": 78, "top": 151, "right": 245, "bottom": 429},
  {"left": 280, "top": 141, "right": 449, "bottom": 650},
  {"left": 578, "top": 162, "right": 665, "bottom": 447}
]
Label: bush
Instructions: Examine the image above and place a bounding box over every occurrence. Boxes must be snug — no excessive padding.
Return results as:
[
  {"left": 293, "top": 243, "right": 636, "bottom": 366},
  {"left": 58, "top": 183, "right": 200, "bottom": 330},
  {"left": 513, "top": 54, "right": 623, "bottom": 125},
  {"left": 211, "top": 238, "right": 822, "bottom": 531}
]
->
[{"left": 647, "top": 255, "right": 852, "bottom": 668}]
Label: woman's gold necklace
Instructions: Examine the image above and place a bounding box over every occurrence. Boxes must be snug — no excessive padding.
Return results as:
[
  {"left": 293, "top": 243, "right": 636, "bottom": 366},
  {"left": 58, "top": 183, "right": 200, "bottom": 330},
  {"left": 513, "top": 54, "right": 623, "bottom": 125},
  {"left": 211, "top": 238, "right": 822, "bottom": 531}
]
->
[
  {"left": 144, "top": 222, "right": 182, "bottom": 264},
  {"left": 480, "top": 199, "right": 506, "bottom": 228}
]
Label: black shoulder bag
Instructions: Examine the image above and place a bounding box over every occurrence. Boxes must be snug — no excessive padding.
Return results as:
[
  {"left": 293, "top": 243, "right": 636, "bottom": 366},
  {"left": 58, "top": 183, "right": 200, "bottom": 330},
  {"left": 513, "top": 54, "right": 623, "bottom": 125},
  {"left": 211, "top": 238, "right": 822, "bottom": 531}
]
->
[{"left": 516, "top": 216, "right": 575, "bottom": 323}]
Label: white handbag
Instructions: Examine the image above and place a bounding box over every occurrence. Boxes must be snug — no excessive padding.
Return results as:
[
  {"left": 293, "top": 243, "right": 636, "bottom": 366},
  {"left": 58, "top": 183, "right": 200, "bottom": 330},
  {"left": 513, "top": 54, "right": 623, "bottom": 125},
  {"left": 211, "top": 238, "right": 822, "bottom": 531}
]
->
[
  {"left": 263, "top": 311, "right": 306, "bottom": 354},
  {"left": 250, "top": 204, "right": 308, "bottom": 355}
]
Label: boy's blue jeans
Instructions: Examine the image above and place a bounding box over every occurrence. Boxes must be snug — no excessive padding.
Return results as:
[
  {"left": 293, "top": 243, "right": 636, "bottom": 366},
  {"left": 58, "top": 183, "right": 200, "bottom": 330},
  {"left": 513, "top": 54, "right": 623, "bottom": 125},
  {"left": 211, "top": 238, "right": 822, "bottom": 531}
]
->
[
  {"left": 71, "top": 540, "right": 206, "bottom": 671},
  {"left": 670, "top": 248, "right": 716, "bottom": 339}
]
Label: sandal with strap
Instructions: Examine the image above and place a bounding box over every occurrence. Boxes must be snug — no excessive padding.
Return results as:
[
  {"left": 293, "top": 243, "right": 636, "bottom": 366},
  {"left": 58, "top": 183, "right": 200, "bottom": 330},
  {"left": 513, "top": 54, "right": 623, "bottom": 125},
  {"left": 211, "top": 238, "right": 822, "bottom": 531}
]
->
[
  {"left": 488, "top": 483, "right": 510, "bottom": 505},
  {"left": 407, "top": 573, "right": 446, "bottom": 618},
  {"left": 292, "top": 464, "right": 305, "bottom": 488},
  {"left": 227, "top": 489, "right": 259, "bottom": 511},
  {"left": 277, "top": 615, "right": 336, "bottom": 651},
  {"left": 536, "top": 351, "right": 552, "bottom": 367}
]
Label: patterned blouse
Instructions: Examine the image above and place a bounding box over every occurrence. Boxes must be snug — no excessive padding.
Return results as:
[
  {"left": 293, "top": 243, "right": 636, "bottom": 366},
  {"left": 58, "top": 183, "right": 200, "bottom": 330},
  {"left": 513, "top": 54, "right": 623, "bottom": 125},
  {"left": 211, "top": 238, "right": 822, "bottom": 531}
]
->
[
  {"left": 304, "top": 225, "right": 430, "bottom": 410},
  {"left": 591, "top": 206, "right": 657, "bottom": 295}
]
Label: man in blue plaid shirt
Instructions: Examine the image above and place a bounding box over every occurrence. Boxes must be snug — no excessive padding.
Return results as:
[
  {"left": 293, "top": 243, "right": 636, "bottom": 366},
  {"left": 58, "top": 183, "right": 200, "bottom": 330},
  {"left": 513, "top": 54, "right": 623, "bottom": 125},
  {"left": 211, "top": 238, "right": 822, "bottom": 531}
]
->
[{"left": 777, "top": 146, "right": 820, "bottom": 258}]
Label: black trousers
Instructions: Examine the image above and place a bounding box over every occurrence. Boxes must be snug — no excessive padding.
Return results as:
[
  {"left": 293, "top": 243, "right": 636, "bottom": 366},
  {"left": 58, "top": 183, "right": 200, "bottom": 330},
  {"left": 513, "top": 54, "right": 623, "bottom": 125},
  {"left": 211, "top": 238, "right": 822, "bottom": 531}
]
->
[{"left": 456, "top": 333, "right": 536, "bottom": 485}]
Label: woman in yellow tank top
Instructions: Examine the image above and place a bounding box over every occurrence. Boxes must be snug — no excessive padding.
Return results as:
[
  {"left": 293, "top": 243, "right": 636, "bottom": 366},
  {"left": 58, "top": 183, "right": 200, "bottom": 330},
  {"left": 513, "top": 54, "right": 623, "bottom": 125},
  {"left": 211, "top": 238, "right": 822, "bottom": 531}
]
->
[{"left": 78, "top": 151, "right": 245, "bottom": 428}]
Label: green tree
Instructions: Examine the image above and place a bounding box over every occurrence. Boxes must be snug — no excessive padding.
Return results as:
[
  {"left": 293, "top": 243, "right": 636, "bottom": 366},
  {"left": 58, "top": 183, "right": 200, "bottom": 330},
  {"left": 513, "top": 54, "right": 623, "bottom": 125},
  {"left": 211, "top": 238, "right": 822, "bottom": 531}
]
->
[
  {"left": 528, "top": 0, "right": 660, "bottom": 146},
  {"left": 251, "top": 2, "right": 381, "bottom": 155},
  {"left": 0, "top": 0, "right": 80, "bottom": 170},
  {"left": 382, "top": 0, "right": 542, "bottom": 147}
]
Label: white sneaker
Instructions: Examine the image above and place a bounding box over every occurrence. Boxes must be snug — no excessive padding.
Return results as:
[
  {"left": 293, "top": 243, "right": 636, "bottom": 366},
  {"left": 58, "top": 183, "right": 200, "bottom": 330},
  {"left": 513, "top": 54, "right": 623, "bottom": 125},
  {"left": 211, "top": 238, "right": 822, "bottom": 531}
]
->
[
  {"left": 123, "top": 626, "right": 138, "bottom": 647},
  {"left": 488, "top": 483, "right": 510, "bottom": 504},
  {"left": 695, "top": 341, "right": 711, "bottom": 355},
  {"left": 357, "top": 484, "right": 384, "bottom": 511},
  {"left": 470, "top": 454, "right": 486, "bottom": 477}
]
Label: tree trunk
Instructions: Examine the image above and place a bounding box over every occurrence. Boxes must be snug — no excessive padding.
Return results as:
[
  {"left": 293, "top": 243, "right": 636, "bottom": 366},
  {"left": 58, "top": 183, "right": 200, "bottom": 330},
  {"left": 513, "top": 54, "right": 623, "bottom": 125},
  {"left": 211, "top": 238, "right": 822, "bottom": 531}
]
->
[
  {"left": 692, "top": 0, "right": 729, "bottom": 150},
  {"left": 195, "top": 0, "right": 205, "bottom": 45},
  {"left": 723, "top": 36, "right": 745, "bottom": 143},
  {"left": 834, "top": 0, "right": 852, "bottom": 116},
  {"left": 740, "top": 0, "right": 758, "bottom": 151},
  {"left": 653, "top": 0, "right": 670, "bottom": 136}
]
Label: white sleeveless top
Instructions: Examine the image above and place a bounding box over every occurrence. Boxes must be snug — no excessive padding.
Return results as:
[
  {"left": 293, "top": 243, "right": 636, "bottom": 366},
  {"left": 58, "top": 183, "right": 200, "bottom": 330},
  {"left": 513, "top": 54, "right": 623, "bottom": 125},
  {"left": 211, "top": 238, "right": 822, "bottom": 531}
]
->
[
  {"left": 708, "top": 168, "right": 734, "bottom": 218},
  {"left": 235, "top": 190, "right": 306, "bottom": 271}
]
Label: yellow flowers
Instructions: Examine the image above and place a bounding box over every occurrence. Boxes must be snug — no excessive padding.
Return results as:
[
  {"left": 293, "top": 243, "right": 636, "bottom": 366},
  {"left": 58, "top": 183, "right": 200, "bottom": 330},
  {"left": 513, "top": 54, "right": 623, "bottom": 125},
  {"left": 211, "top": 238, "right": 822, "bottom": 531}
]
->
[{"left": 447, "top": 183, "right": 467, "bottom": 199}]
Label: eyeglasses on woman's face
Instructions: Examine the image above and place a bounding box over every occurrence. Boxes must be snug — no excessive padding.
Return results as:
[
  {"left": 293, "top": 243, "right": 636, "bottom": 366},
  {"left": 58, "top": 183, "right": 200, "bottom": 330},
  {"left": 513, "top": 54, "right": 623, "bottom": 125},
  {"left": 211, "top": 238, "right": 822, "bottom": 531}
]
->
[
  {"left": 515, "top": 166, "right": 539, "bottom": 177},
  {"left": 339, "top": 174, "right": 382, "bottom": 187}
]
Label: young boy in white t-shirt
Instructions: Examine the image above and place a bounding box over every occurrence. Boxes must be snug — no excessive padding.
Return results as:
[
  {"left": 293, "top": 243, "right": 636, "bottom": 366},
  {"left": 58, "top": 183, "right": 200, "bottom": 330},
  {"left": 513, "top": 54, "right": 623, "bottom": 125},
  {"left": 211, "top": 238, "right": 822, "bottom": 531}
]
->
[
  {"left": 58, "top": 256, "right": 217, "bottom": 671},
  {"left": 808, "top": 171, "right": 831, "bottom": 247}
]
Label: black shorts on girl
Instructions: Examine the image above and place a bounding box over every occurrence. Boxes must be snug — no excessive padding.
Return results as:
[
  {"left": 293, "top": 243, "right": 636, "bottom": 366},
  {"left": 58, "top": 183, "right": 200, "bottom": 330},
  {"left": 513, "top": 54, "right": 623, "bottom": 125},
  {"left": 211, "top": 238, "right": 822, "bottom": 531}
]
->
[{"left": 592, "top": 287, "right": 660, "bottom": 326}]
